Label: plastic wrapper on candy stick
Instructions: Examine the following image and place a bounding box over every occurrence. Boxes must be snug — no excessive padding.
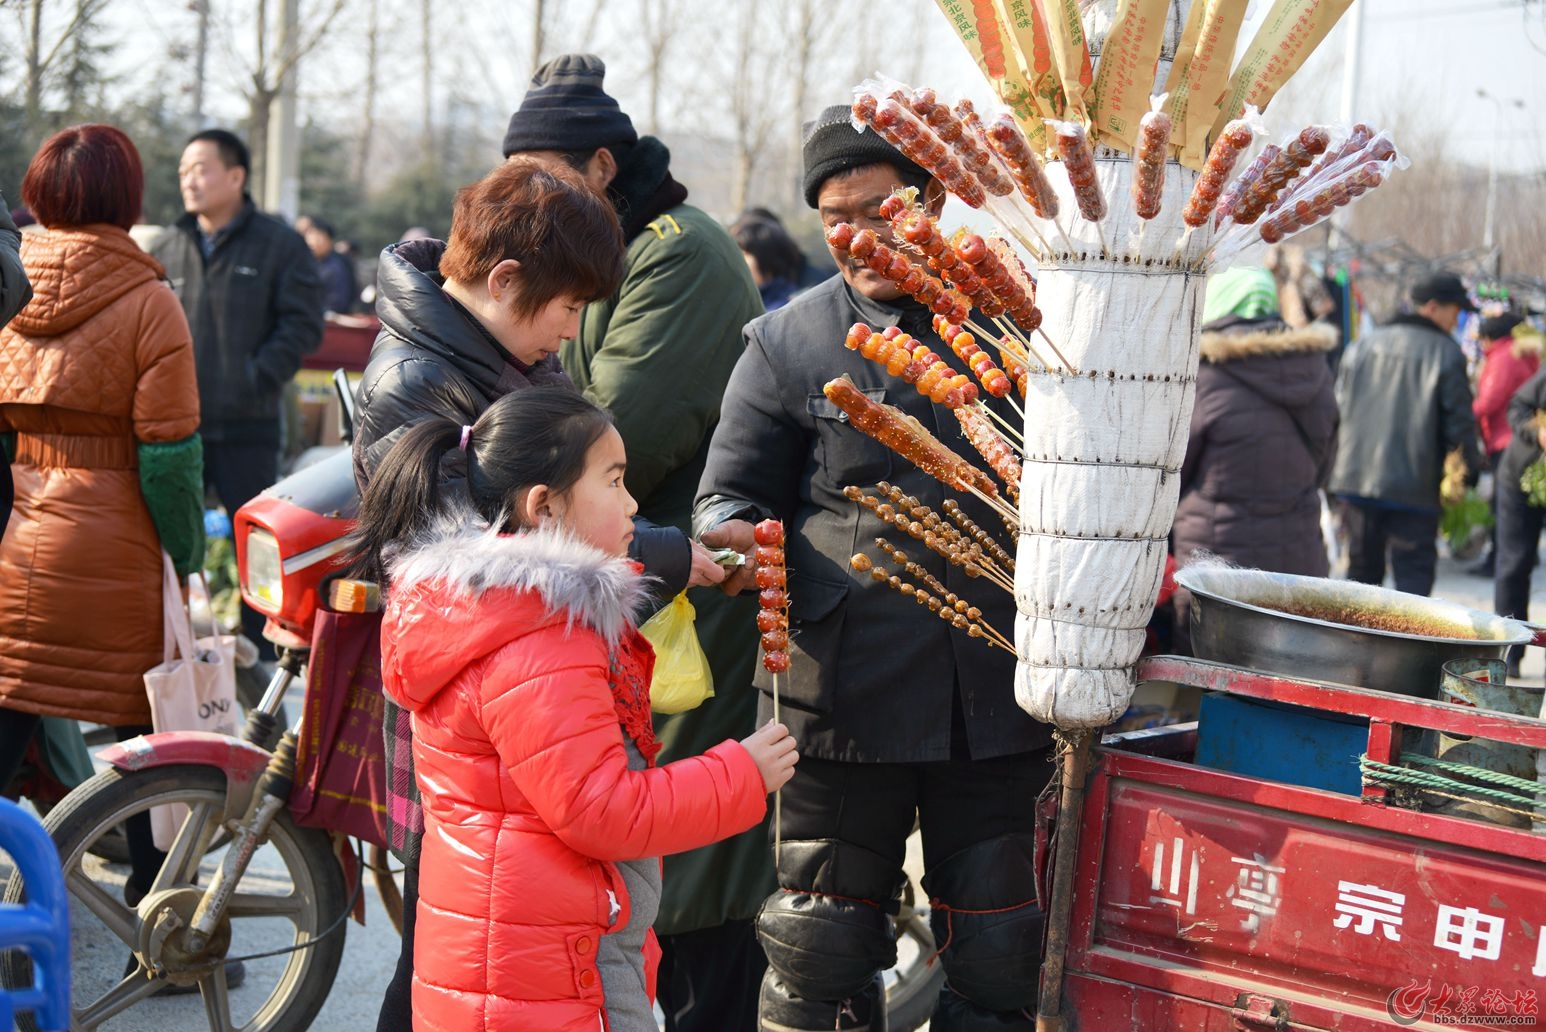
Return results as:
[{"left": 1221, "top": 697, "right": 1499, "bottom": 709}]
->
[
  {"left": 1131, "top": 95, "right": 1173, "bottom": 221},
  {"left": 1231, "top": 125, "right": 1331, "bottom": 225}
]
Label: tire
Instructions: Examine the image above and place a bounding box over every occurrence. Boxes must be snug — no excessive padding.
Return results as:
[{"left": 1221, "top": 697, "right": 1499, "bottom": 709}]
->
[
  {"left": 2, "top": 763, "right": 348, "bottom": 1031},
  {"left": 883, "top": 835, "right": 947, "bottom": 1031}
]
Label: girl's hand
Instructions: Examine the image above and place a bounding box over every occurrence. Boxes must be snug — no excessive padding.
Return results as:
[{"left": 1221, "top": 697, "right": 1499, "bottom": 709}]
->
[{"left": 740, "top": 720, "right": 798, "bottom": 793}]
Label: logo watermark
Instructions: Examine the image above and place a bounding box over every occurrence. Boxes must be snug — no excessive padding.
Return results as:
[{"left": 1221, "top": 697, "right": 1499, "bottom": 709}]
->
[{"left": 1387, "top": 981, "right": 1538, "bottom": 1026}]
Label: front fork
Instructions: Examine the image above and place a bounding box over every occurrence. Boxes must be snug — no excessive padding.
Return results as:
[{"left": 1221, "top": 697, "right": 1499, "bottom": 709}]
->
[{"left": 181, "top": 731, "right": 300, "bottom": 953}]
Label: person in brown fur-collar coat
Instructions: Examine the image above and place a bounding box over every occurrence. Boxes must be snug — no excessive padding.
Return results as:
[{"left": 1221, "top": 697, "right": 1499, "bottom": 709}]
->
[{"left": 1171, "top": 266, "right": 1340, "bottom": 652}]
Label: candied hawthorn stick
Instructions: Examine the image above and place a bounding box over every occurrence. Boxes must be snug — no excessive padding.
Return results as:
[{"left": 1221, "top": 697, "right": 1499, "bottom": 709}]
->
[
  {"left": 1233, "top": 126, "right": 1330, "bottom": 225},
  {"left": 984, "top": 111, "right": 1060, "bottom": 220},
  {"left": 956, "top": 405, "right": 1022, "bottom": 502},
  {"left": 1132, "top": 109, "right": 1173, "bottom": 220},
  {"left": 864, "top": 482, "right": 1016, "bottom": 586},
  {"left": 825, "top": 221, "right": 971, "bottom": 325},
  {"left": 911, "top": 88, "right": 1014, "bottom": 198},
  {"left": 857, "top": 95, "right": 988, "bottom": 208},
  {"left": 822, "top": 378, "right": 1011, "bottom": 523},
  {"left": 956, "top": 234, "right": 1041, "bottom": 332},
  {"left": 933, "top": 318, "right": 1014, "bottom": 402},
  {"left": 843, "top": 321, "right": 980, "bottom": 410},
  {"left": 753, "top": 519, "right": 790, "bottom": 675},
  {"left": 1052, "top": 121, "right": 1106, "bottom": 223},
  {"left": 1183, "top": 119, "right": 1254, "bottom": 228},
  {"left": 1300, "top": 123, "right": 1373, "bottom": 198},
  {"left": 1214, "top": 144, "right": 1277, "bottom": 226},
  {"left": 1259, "top": 161, "right": 1385, "bottom": 244}
]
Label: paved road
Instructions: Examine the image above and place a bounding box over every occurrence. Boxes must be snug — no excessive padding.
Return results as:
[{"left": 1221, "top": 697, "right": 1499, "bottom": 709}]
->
[{"left": 4, "top": 552, "right": 1541, "bottom": 1031}]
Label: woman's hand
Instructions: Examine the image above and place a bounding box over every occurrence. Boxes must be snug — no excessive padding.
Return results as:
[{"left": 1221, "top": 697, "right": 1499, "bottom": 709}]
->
[
  {"left": 740, "top": 720, "right": 799, "bottom": 793},
  {"left": 686, "top": 539, "right": 729, "bottom": 588}
]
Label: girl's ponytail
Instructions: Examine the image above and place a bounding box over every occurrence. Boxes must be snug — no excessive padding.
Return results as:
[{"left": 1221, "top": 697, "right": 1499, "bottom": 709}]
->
[{"left": 347, "top": 418, "right": 464, "bottom": 582}]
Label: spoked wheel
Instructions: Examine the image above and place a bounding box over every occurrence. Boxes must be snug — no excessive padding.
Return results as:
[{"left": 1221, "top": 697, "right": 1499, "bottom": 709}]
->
[
  {"left": 2, "top": 763, "right": 348, "bottom": 1031},
  {"left": 883, "top": 832, "right": 947, "bottom": 1031}
]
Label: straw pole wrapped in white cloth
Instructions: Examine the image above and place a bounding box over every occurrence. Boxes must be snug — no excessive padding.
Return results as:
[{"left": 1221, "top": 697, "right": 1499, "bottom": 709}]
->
[{"left": 1014, "top": 155, "right": 1207, "bottom": 728}]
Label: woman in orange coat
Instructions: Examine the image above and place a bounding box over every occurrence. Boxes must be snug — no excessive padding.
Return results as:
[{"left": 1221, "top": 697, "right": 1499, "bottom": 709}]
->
[
  {"left": 353, "top": 388, "right": 797, "bottom": 1032},
  {"left": 0, "top": 125, "right": 204, "bottom": 900}
]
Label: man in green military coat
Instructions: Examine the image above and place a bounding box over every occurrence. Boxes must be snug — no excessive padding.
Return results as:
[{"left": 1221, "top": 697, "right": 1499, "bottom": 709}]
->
[{"left": 504, "top": 54, "right": 771, "bottom": 1031}]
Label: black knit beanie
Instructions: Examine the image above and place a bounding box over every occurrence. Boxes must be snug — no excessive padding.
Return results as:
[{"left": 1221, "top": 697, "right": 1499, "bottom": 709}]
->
[
  {"left": 502, "top": 54, "right": 638, "bottom": 157},
  {"left": 1480, "top": 312, "right": 1525, "bottom": 341},
  {"left": 801, "top": 104, "right": 929, "bottom": 208}
]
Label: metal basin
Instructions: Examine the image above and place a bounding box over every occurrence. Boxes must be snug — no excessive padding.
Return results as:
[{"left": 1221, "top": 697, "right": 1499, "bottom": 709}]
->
[{"left": 1176, "top": 567, "right": 1533, "bottom": 700}]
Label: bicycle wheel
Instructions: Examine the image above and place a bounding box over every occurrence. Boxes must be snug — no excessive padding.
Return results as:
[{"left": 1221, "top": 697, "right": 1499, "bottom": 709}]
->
[{"left": 2, "top": 763, "right": 348, "bottom": 1031}]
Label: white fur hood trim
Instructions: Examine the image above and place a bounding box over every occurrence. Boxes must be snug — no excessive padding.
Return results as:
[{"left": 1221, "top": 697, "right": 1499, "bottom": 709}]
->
[{"left": 386, "top": 516, "right": 650, "bottom": 644}]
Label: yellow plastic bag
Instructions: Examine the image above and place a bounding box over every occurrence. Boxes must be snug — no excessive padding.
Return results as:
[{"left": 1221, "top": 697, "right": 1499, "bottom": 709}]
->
[{"left": 638, "top": 591, "right": 714, "bottom": 714}]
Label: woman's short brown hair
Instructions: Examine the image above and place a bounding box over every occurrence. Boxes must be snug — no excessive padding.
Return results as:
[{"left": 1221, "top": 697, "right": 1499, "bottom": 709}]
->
[
  {"left": 22, "top": 124, "right": 144, "bottom": 231},
  {"left": 439, "top": 157, "right": 624, "bottom": 317}
]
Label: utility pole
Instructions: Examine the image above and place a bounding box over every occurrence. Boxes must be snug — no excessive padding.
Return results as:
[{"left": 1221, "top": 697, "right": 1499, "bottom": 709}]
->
[
  {"left": 1338, "top": 0, "right": 1364, "bottom": 124},
  {"left": 191, "top": 0, "right": 209, "bottom": 129},
  {"left": 531, "top": 0, "right": 546, "bottom": 79},
  {"left": 263, "top": 0, "right": 302, "bottom": 220},
  {"left": 1476, "top": 89, "right": 1526, "bottom": 276}
]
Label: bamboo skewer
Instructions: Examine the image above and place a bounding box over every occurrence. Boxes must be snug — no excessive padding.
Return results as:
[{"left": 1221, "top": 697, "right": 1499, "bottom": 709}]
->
[{"left": 772, "top": 671, "right": 781, "bottom": 867}]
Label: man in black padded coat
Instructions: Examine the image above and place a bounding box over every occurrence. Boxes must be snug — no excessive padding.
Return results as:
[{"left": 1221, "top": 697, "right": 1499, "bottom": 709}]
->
[{"left": 696, "top": 106, "right": 1053, "bottom": 1032}]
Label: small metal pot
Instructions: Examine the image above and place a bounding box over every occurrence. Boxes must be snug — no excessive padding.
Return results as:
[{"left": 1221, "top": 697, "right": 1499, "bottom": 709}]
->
[{"left": 1176, "top": 567, "right": 1532, "bottom": 700}]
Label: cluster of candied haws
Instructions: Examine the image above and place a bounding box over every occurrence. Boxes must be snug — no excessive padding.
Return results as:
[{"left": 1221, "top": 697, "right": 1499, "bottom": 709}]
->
[{"left": 752, "top": 519, "right": 790, "bottom": 674}]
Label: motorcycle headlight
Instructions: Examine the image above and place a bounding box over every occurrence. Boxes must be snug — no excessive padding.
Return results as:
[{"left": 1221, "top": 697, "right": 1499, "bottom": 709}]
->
[{"left": 242, "top": 528, "right": 284, "bottom": 613}]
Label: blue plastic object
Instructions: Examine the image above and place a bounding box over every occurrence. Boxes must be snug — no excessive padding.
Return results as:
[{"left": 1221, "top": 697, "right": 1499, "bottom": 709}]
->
[
  {"left": 204, "top": 507, "right": 232, "bottom": 540},
  {"left": 1194, "top": 693, "right": 1368, "bottom": 796},
  {"left": 0, "top": 798, "right": 70, "bottom": 1031}
]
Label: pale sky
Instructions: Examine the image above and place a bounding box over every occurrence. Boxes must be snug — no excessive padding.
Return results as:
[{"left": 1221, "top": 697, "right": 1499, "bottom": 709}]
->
[{"left": 65, "top": 0, "right": 1546, "bottom": 176}]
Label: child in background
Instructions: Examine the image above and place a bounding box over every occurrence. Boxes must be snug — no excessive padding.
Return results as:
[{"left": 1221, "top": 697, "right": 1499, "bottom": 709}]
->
[{"left": 350, "top": 388, "right": 797, "bottom": 1032}]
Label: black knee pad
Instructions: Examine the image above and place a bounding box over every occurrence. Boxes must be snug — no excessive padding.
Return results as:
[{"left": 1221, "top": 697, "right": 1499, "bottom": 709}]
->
[
  {"left": 931, "top": 985, "right": 1036, "bottom": 1031},
  {"left": 922, "top": 833, "right": 1044, "bottom": 1014},
  {"left": 759, "top": 971, "right": 886, "bottom": 1032},
  {"left": 757, "top": 839, "right": 901, "bottom": 1002}
]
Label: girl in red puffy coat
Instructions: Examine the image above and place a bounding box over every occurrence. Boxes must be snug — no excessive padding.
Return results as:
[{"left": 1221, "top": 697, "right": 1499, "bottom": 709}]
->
[{"left": 350, "top": 388, "right": 798, "bottom": 1032}]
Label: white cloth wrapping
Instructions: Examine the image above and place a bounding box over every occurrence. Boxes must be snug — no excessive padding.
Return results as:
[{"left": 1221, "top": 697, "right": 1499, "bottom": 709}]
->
[{"left": 1014, "top": 153, "right": 1208, "bottom": 728}]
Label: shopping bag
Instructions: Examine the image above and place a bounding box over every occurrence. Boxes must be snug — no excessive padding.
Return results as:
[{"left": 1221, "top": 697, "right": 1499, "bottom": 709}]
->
[
  {"left": 288, "top": 608, "right": 389, "bottom": 848},
  {"left": 144, "top": 554, "right": 238, "bottom": 849},
  {"left": 638, "top": 592, "right": 714, "bottom": 714}
]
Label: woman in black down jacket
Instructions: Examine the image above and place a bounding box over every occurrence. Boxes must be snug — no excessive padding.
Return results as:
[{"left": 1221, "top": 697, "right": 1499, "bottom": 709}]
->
[{"left": 1171, "top": 265, "right": 1340, "bottom": 652}]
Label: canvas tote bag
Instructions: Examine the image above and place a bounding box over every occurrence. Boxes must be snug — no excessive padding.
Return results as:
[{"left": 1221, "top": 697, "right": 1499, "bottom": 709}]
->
[{"left": 144, "top": 552, "right": 238, "bottom": 848}]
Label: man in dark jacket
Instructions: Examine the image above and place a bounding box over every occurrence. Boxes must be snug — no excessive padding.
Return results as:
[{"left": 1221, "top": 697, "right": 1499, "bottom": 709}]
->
[
  {"left": 503, "top": 54, "right": 771, "bottom": 1032},
  {"left": 695, "top": 106, "right": 1052, "bottom": 1032},
  {"left": 1171, "top": 266, "right": 1339, "bottom": 652},
  {"left": 1326, "top": 272, "right": 1481, "bottom": 596},
  {"left": 150, "top": 129, "right": 323, "bottom": 646}
]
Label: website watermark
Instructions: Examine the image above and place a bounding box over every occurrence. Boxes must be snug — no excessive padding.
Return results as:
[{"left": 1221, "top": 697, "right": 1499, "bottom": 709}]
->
[{"left": 1387, "top": 980, "right": 1538, "bottom": 1027}]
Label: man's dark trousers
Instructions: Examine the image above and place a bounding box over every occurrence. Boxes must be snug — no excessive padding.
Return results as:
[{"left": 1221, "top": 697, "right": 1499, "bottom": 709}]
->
[{"left": 1338, "top": 499, "right": 1442, "bottom": 596}]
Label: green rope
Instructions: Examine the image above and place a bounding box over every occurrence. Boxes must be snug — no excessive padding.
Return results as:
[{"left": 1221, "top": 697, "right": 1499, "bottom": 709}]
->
[
  {"left": 1403, "top": 753, "right": 1546, "bottom": 797},
  {"left": 1359, "top": 756, "right": 1544, "bottom": 825}
]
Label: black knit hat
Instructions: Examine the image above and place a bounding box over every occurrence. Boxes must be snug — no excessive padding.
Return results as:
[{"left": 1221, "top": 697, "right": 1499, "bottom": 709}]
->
[
  {"left": 502, "top": 54, "right": 637, "bottom": 158},
  {"left": 1410, "top": 271, "right": 1477, "bottom": 312},
  {"left": 1480, "top": 312, "right": 1525, "bottom": 341},
  {"left": 802, "top": 104, "right": 929, "bottom": 208}
]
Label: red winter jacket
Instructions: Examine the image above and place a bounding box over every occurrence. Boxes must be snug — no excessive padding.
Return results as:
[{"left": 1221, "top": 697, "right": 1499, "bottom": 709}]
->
[
  {"left": 1473, "top": 335, "right": 1539, "bottom": 456},
  {"left": 381, "top": 521, "right": 768, "bottom": 1032}
]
